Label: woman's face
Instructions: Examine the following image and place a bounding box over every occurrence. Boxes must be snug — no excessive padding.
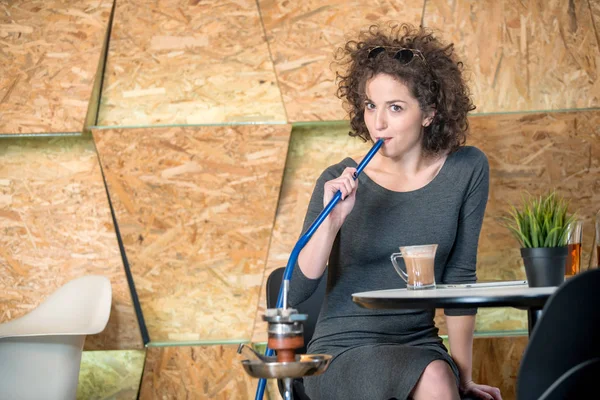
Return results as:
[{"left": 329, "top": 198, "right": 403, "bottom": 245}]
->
[{"left": 363, "top": 73, "right": 433, "bottom": 158}]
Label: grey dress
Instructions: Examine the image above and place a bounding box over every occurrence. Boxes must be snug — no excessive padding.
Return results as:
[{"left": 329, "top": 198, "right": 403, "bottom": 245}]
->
[{"left": 288, "top": 146, "right": 490, "bottom": 400}]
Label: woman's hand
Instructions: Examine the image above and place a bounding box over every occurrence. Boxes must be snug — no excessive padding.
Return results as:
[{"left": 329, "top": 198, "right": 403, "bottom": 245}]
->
[
  {"left": 460, "top": 380, "right": 502, "bottom": 400},
  {"left": 323, "top": 167, "right": 358, "bottom": 229}
]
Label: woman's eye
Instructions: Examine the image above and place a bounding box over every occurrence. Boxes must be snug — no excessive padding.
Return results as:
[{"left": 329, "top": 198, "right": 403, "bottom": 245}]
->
[
  {"left": 365, "top": 102, "right": 375, "bottom": 110},
  {"left": 390, "top": 104, "right": 403, "bottom": 112}
]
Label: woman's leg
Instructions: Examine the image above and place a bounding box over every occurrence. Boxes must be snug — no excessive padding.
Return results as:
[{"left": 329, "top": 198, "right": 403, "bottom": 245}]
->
[{"left": 410, "top": 360, "right": 460, "bottom": 400}]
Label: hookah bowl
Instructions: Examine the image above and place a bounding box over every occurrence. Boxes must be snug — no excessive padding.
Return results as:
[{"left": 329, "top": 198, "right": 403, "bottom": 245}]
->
[{"left": 239, "top": 308, "right": 331, "bottom": 400}]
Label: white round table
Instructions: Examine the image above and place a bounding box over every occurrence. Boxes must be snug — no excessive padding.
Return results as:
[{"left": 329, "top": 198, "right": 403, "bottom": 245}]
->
[{"left": 352, "top": 284, "right": 557, "bottom": 335}]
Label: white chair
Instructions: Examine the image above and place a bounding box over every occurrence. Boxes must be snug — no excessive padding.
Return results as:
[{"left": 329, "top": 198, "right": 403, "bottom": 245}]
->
[{"left": 0, "top": 275, "right": 112, "bottom": 400}]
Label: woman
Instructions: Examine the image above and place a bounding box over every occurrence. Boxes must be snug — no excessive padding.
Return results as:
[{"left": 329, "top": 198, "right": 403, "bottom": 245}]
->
[{"left": 288, "top": 23, "right": 502, "bottom": 400}]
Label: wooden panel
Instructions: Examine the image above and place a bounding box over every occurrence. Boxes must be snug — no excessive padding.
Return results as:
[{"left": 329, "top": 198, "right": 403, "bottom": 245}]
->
[
  {"left": 0, "top": 0, "right": 113, "bottom": 135},
  {"left": 592, "top": 0, "right": 600, "bottom": 35},
  {"left": 252, "top": 123, "right": 372, "bottom": 342},
  {"left": 0, "top": 137, "right": 143, "bottom": 350},
  {"left": 97, "top": 0, "right": 285, "bottom": 127},
  {"left": 138, "top": 345, "right": 256, "bottom": 399},
  {"left": 470, "top": 110, "right": 600, "bottom": 281},
  {"left": 93, "top": 125, "right": 291, "bottom": 342},
  {"left": 471, "top": 335, "right": 528, "bottom": 400},
  {"left": 259, "top": 0, "right": 424, "bottom": 122},
  {"left": 77, "top": 350, "right": 146, "bottom": 400},
  {"left": 423, "top": 0, "right": 600, "bottom": 113},
  {"left": 444, "top": 110, "right": 600, "bottom": 334}
]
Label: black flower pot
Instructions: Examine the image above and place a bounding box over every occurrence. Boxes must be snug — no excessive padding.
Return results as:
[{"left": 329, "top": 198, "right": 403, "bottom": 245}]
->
[{"left": 520, "top": 246, "right": 568, "bottom": 287}]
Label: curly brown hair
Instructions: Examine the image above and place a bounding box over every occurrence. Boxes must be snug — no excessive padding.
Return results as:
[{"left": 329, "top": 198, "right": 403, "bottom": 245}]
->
[{"left": 335, "top": 23, "right": 475, "bottom": 156}]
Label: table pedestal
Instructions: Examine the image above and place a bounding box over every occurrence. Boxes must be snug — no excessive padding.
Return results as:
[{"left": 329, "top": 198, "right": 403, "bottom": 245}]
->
[{"left": 527, "top": 308, "right": 544, "bottom": 336}]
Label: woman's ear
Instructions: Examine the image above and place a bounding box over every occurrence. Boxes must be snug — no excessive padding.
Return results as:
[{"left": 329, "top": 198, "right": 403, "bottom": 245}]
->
[{"left": 422, "top": 109, "right": 436, "bottom": 127}]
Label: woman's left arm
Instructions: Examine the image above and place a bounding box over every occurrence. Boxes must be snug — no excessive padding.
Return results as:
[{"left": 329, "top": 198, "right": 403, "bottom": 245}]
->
[
  {"left": 447, "top": 315, "right": 502, "bottom": 399},
  {"left": 444, "top": 149, "right": 501, "bottom": 399},
  {"left": 446, "top": 315, "right": 475, "bottom": 386}
]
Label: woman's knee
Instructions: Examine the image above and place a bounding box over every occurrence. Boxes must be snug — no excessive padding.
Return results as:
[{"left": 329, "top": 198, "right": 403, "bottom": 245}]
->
[
  {"left": 412, "top": 360, "right": 459, "bottom": 400},
  {"left": 422, "top": 360, "right": 455, "bottom": 383}
]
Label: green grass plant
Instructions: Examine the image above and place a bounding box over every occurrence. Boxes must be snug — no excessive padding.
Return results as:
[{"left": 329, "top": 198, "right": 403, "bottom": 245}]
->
[{"left": 504, "top": 191, "right": 576, "bottom": 248}]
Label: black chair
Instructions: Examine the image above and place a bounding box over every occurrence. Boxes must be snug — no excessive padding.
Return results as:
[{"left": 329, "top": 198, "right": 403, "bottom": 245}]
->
[
  {"left": 266, "top": 267, "right": 327, "bottom": 400},
  {"left": 517, "top": 268, "right": 600, "bottom": 400}
]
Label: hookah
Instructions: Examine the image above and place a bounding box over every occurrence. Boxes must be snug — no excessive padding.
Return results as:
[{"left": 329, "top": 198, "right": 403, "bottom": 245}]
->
[{"left": 239, "top": 138, "right": 384, "bottom": 400}]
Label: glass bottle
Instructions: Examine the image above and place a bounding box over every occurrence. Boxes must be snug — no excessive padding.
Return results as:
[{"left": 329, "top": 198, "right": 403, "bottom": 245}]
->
[{"left": 589, "top": 210, "right": 600, "bottom": 270}]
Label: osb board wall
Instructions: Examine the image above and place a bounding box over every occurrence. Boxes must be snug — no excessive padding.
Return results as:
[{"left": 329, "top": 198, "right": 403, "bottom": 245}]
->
[
  {"left": 440, "top": 109, "right": 600, "bottom": 335},
  {"left": 258, "top": 0, "right": 424, "bottom": 122},
  {"left": 0, "top": 137, "right": 143, "bottom": 350},
  {"left": 592, "top": 0, "right": 600, "bottom": 33},
  {"left": 93, "top": 125, "right": 291, "bottom": 343},
  {"left": 0, "top": 0, "right": 113, "bottom": 135},
  {"left": 423, "top": 0, "right": 600, "bottom": 113},
  {"left": 138, "top": 345, "right": 256, "bottom": 399},
  {"left": 470, "top": 110, "right": 600, "bottom": 281},
  {"left": 77, "top": 350, "right": 146, "bottom": 400},
  {"left": 471, "top": 335, "right": 528, "bottom": 400},
  {"left": 97, "top": 0, "right": 286, "bottom": 127},
  {"left": 252, "top": 124, "right": 371, "bottom": 342}
]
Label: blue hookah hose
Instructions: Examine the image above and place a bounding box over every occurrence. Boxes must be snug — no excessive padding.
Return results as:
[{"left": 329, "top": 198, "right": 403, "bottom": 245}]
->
[{"left": 254, "top": 138, "right": 384, "bottom": 400}]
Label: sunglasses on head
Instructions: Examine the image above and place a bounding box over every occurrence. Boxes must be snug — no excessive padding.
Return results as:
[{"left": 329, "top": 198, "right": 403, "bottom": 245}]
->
[
  {"left": 368, "top": 46, "right": 438, "bottom": 92},
  {"left": 367, "top": 46, "right": 430, "bottom": 68}
]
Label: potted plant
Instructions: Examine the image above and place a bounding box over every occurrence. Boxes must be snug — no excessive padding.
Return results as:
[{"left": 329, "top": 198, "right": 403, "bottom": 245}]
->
[{"left": 504, "top": 191, "right": 575, "bottom": 287}]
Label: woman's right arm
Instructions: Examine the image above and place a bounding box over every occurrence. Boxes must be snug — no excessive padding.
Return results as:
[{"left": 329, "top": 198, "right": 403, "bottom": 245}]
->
[
  {"left": 287, "top": 166, "right": 358, "bottom": 306},
  {"left": 297, "top": 166, "right": 358, "bottom": 279}
]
